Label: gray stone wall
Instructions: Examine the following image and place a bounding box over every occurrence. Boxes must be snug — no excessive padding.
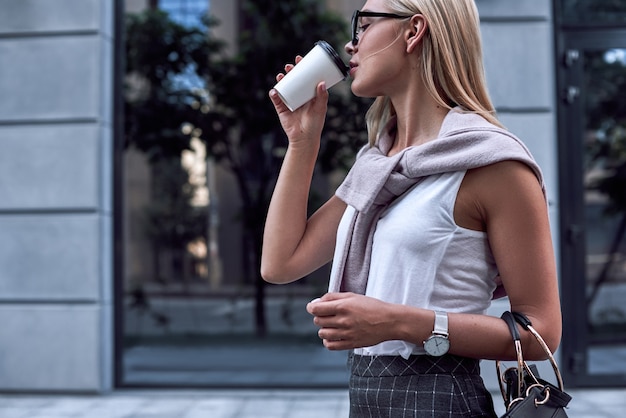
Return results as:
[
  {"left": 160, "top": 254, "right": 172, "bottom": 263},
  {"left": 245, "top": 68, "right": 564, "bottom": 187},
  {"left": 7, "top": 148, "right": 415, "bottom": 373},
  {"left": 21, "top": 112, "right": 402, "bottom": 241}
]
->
[
  {"left": 0, "top": 0, "right": 115, "bottom": 392},
  {"left": 477, "top": 0, "right": 558, "bottom": 213}
]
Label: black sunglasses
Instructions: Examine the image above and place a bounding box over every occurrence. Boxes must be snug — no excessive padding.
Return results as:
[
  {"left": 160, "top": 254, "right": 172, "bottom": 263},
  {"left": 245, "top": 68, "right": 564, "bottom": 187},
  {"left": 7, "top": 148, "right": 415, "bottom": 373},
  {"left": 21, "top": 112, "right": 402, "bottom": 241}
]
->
[{"left": 351, "top": 10, "right": 412, "bottom": 46}]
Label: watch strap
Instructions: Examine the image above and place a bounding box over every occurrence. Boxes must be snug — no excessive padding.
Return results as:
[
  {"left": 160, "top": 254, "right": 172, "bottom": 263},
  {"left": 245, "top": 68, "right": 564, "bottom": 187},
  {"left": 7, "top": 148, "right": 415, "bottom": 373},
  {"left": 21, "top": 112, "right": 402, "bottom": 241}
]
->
[{"left": 433, "top": 311, "right": 449, "bottom": 336}]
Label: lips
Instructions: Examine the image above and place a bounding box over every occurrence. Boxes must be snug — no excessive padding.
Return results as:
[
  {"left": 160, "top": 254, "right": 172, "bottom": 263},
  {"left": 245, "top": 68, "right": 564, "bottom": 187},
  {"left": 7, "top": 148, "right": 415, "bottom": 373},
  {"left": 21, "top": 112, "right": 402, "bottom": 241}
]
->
[{"left": 349, "top": 62, "right": 358, "bottom": 76}]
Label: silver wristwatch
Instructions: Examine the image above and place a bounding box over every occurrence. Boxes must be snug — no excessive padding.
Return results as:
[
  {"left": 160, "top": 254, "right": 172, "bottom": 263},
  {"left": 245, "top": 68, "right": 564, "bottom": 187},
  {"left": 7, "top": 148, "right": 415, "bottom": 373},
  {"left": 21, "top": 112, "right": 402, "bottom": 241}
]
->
[{"left": 423, "top": 311, "right": 450, "bottom": 356}]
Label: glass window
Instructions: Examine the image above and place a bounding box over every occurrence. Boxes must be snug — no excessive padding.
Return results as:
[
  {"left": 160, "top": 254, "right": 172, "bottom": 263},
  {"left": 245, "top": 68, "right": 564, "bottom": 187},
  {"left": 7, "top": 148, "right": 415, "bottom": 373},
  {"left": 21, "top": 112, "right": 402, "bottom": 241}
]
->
[
  {"left": 561, "top": 0, "right": 626, "bottom": 26},
  {"left": 121, "top": 2, "right": 349, "bottom": 388},
  {"left": 159, "top": 0, "right": 209, "bottom": 28},
  {"left": 583, "top": 49, "right": 626, "bottom": 364}
]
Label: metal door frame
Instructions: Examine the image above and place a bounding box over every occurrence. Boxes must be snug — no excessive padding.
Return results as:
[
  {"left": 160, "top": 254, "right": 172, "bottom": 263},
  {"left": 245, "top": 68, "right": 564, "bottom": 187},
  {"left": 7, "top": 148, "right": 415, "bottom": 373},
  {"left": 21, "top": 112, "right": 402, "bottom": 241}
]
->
[{"left": 555, "top": 1, "right": 626, "bottom": 387}]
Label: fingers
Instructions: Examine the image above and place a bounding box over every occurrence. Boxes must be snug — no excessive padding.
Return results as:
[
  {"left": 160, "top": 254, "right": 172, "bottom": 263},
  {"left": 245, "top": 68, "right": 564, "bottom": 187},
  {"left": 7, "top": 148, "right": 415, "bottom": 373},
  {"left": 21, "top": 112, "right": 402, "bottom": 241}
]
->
[
  {"left": 271, "top": 54, "right": 329, "bottom": 115},
  {"left": 318, "top": 329, "right": 354, "bottom": 351},
  {"left": 274, "top": 66, "right": 291, "bottom": 83},
  {"left": 307, "top": 292, "right": 352, "bottom": 315},
  {"left": 320, "top": 335, "right": 348, "bottom": 350},
  {"left": 275, "top": 55, "right": 302, "bottom": 81},
  {"left": 323, "top": 340, "right": 350, "bottom": 350},
  {"left": 306, "top": 299, "right": 322, "bottom": 315},
  {"left": 268, "top": 89, "right": 289, "bottom": 113},
  {"left": 306, "top": 297, "right": 333, "bottom": 316},
  {"left": 312, "top": 311, "right": 337, "bottom": 327},
  {"left": 270, "top": 57, "right": 305, "bottom": 112},
  {"left": 307, "top": 293, "right": 361, "bottom": 351}
]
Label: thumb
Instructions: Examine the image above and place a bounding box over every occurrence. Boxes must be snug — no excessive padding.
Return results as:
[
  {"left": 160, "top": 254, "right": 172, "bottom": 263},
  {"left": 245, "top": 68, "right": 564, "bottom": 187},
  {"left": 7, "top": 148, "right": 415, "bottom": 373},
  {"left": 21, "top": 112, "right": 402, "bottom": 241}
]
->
[
  {"left": 318, "top": 81, "right": 328, "bottom": 95},
  {"left": 312, "top": 82, "right": 328, "bottom": 108},
  {"left": 320, "top": 292, "right": 352, "bottom": 301},
  {"left": 307, "top": 292, "right": 352, "bottom": 316}
]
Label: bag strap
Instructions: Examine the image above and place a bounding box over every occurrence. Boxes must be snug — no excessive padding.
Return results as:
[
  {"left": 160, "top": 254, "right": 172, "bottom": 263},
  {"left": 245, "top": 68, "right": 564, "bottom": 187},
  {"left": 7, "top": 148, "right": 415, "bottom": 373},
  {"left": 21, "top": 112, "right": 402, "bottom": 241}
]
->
[
  {"left": 498, "top": 311, "right": 526, "bottom": 401},
  {"left": 497, "top": 311, "right": 571, "bottom": 411},
  {"left": 511, "top": 311, "right": 565, "bottom": 391}
]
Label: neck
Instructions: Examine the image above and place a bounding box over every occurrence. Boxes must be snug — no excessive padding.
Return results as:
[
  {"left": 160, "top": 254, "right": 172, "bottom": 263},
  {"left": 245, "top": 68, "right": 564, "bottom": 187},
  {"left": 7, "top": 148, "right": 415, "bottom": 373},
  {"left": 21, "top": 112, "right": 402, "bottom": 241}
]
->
[{"left": 386, "top": 78, "right": 449, "bottom": 155}]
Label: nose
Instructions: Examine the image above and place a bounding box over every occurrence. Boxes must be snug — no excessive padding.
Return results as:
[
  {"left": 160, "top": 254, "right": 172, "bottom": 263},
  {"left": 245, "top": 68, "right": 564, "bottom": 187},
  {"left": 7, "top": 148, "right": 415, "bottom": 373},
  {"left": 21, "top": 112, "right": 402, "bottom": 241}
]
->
[{"left": 345, "top": 40, "right": 356, "bottom": 55}]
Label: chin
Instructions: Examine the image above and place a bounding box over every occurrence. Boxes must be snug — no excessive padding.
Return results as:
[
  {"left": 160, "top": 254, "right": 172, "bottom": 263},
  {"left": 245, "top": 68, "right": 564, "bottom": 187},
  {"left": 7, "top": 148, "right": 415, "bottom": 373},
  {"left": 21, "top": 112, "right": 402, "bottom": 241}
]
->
[{"left": 350, "top": 82, "right": 379, "bottom": 99}]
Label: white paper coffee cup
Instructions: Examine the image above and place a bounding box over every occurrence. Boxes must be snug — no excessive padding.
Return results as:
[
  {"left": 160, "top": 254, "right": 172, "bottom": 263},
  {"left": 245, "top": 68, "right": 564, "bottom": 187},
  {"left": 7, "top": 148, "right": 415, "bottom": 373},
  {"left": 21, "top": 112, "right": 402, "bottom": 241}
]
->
[{"left": 273, "top": 41, "right": 349, "bottom": 112}]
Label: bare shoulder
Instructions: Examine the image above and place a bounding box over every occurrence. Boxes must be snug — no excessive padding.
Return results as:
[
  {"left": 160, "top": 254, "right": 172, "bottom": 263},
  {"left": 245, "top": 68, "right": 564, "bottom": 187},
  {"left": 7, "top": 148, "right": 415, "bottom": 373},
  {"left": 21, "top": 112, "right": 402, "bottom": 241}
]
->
[
  {"left": 455, "top": 161, "right": 544, "bottom": 230},
  {"left": 464, "top": 160, "right": 542, "bottom": 195}
]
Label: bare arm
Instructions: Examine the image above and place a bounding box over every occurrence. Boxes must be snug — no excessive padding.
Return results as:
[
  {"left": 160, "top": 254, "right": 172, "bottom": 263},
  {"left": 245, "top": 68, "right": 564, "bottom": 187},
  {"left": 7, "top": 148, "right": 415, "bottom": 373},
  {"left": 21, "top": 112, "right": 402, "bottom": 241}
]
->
[
  {"left": 261, "top": 60, "right": 347, "bottom": 284},
  {"left": 476, "top": 161, "right": 562, "bottom": 358},
  {"left": 307, "top": 161, "right": 562, "bottom": 361}
]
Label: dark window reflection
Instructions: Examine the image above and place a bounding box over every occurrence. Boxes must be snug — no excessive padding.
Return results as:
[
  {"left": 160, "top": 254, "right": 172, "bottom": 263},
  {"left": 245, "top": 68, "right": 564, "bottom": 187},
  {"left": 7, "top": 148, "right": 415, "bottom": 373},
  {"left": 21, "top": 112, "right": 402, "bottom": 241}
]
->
[
  {"left": 561, "top": 0, "right": 626, "bottom": 26},
  {"left": 121, "top": 0, "right": 348, "bottom": 387},
  {"left": 583, "top": 49, "right": 626, "bottom": 351}
]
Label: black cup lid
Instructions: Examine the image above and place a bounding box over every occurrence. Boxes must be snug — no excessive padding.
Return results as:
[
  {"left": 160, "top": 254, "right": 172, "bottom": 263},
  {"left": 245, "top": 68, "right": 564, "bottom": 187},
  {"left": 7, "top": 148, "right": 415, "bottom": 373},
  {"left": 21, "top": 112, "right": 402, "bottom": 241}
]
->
[{"left": 316, "top": 40, "right": 349, "bottom": 78}]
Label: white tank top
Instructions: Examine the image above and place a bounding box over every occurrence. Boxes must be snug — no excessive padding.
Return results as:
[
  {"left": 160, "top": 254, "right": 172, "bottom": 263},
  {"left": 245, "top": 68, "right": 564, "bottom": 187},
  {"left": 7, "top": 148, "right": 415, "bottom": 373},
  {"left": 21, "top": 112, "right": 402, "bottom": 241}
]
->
[{"left": 330, "top": 170, "right": 499, "bottom": 358}]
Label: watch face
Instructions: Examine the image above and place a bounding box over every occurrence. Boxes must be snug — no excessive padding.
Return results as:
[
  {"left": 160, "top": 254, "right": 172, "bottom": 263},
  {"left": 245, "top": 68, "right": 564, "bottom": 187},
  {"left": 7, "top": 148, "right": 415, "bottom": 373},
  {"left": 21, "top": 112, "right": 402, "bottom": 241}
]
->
[{"left": 424, "top": 335, "right": 450, "bottom": 356}]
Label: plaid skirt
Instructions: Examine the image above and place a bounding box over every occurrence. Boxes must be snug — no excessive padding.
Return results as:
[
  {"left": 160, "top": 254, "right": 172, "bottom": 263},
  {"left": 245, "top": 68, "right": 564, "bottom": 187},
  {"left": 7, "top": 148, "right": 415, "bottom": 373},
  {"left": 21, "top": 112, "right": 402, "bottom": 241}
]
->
[{"left": 348, "top": 353, "right": 497, "bottom": 418}]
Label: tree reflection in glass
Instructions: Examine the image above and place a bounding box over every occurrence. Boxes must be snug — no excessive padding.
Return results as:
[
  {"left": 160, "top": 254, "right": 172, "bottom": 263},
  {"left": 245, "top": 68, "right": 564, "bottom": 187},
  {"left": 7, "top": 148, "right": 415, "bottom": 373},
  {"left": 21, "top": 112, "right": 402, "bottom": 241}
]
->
[
  {"left": 562, "top": 0, "right": 626, "bottom": 25},
  {"left": 583, "top": 48, "right": 626, "bottom": 339}
]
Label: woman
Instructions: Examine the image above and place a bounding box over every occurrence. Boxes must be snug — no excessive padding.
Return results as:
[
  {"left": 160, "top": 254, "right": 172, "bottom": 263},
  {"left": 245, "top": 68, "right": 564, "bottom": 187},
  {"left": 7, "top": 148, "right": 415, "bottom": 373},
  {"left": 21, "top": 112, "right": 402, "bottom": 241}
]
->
[{"left": 262, "top": 0, "right": 562, "bottom": 416}]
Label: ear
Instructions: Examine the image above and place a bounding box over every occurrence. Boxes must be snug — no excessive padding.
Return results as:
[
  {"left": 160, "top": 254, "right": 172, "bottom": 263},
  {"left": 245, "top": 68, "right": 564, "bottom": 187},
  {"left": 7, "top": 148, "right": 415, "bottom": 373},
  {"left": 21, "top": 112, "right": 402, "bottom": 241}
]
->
[{"left": 406, "top": 14, "right": 428, "bottom": 54}]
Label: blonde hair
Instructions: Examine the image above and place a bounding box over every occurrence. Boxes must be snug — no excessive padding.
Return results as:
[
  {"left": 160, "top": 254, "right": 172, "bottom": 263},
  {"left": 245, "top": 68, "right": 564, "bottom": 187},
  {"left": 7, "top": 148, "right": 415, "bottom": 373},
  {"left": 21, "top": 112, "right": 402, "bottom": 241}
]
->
[{"left": 365, "top": 0, "right": 503, "bottom": 145}]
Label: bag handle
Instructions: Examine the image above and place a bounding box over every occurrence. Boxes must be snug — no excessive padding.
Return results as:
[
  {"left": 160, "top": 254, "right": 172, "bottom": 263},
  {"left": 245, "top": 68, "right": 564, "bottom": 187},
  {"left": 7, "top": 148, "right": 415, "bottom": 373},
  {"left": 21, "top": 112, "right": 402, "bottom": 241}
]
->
[
  {"left": 497, "top": 311, "right": 527, "bottom": 402},
  {"left": 511, "top": 311, "right": 565, "bottom": 391},
  {"left": 497, "top": 311, "right": 572, "bottom": 412},
  {"left": 497, "top": 311, "right": 566, "bottom": 400}
]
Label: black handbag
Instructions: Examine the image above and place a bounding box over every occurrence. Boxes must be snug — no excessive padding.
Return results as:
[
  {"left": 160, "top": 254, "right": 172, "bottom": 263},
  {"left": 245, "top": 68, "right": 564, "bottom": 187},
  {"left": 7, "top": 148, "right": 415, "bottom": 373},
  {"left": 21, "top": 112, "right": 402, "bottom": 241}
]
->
[{"left": 497, "top": 311, "right": 572, "bottom": 417}]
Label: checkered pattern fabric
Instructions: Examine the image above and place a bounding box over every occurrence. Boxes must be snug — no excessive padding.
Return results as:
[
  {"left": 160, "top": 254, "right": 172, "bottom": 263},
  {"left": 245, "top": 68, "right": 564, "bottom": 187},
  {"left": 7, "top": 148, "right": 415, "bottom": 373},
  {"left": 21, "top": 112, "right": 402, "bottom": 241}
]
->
[{"left": 348, "top": 353, "right": 497, "bottom": 418}]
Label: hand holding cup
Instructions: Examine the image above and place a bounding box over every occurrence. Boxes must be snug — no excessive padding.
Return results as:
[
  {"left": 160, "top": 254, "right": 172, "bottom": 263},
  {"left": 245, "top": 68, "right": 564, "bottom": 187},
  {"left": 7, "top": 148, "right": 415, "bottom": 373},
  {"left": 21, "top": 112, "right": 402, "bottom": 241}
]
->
[{"left": 272, "top": 41, "right": 349, "bottom": 112}]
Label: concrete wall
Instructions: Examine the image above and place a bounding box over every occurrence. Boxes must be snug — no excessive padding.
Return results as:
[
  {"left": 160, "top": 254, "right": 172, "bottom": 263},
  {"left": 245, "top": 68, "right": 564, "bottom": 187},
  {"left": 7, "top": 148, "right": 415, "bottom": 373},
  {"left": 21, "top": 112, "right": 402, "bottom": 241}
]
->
[
  {"left": 477, "top": 0, "right": 558, "bottom": 211},
  {"left": 0, "top": 0, "right": 115, "bottom": 392}
]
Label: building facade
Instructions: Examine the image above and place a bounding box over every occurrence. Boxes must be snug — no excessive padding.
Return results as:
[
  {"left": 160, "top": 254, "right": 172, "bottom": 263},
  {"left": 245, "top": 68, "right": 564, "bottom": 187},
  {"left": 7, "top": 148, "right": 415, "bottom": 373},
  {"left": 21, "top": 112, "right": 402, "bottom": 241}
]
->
[
  {"left": 0, "top": 0, "right": 625, "bottom": 393},
  {"left": 0, "top": 0, "right": 118, "bottom": 391}
]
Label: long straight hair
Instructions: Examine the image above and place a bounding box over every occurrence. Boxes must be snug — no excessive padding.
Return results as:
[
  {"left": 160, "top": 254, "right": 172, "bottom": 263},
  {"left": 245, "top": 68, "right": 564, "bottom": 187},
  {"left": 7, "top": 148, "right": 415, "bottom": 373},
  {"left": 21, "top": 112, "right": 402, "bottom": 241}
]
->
[{"left": 365, "top": 0, "right": 503, "bottom": 145}]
